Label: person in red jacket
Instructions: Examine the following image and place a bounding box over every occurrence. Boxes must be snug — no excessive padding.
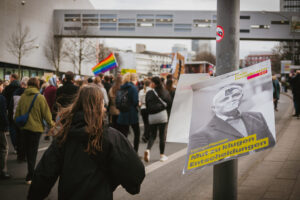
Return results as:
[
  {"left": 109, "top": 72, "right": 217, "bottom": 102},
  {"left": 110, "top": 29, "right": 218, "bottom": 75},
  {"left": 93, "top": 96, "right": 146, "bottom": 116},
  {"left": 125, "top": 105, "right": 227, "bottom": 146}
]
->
[
  {"left": 43, "top": 77, "right": 57, "bottom": 141},
  {"left": 44, "top": 77, "right": 57, "bottom": 116}
]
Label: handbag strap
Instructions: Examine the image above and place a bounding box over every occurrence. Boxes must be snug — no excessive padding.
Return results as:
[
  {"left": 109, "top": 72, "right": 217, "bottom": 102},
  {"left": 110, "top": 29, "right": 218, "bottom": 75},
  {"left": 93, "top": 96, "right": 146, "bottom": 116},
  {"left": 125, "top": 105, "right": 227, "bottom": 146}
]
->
[
  {"left": 152, "top": 89, "right": 167, "bottom": 108},
  {"left": 27, "top": 94, "right": 39, "bottom": 114}
]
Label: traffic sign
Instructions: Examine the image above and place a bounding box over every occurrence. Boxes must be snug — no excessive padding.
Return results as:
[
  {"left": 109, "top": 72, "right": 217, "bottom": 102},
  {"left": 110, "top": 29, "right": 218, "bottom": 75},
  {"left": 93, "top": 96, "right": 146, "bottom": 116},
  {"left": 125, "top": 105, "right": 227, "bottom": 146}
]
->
[{"left": 216, "top": 25, "right": 224, "bottom": 42}]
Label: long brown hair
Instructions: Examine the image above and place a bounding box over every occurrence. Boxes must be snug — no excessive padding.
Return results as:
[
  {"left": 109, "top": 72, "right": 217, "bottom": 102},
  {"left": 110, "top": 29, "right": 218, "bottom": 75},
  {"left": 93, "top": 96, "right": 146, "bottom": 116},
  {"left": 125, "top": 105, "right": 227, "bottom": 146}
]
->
[
  {"left": 52, "top": 84, "right": 105, "bottom": 155},
  {"left": 111, "top": 74, "right": 122, "bottom": 96}
]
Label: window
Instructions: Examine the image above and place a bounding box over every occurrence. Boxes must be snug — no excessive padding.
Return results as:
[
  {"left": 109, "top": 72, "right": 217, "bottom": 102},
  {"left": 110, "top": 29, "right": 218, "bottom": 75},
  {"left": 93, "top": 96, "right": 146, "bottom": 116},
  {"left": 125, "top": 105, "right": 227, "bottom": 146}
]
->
[
  {"left": 250, "top": 25, "right": 270, "bottom": 29},
  {"left": 82, "top": 14, "right": 99, "bottom": 26},
  {"left": 156, "top": 15, "right": 173, "bottom": 23},
  {"left": 137, "top": 14, "right": 154, "bottom": 22},
  {"left": 174, "top": 24, "right": 192, "bottom": 32},
  {"left": 137, "top": 23, "right": 154, "bottom": 27},
  {"left": 271, "top": 21, "right": 290, "bottom": 25},
  {"left": 118, "top": 18, "right": 135, "bottom": 23},
  {"left": 64, "top": 27, "right": 81, "bottom": 30},
  {"left": 100, "top": 27, "right": 117, "bottom": 31},
  {"left": 155, "top": 23, "right": 172, "bottom": 28},
  {"left": 100, "top": 14, "right": 117, "bottom": 22},
  {"left": 64, "top": 14, "right": 81, "bottom": 22},
  {"left": 240, "top": 16, "right": 251, "bottom": 20},
  {"left": 193, "top": 19, "right": 214, "bottom": 28},
  {"left": 240, "top": 29, "right": 250, "bottom": 33}
]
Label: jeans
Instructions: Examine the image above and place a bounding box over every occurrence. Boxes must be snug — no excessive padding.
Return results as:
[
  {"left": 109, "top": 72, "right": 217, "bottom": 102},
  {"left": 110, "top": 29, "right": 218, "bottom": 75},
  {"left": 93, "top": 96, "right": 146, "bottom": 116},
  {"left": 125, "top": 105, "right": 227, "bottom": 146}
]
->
[
  {"left": 0, "top": 131, "right": 8, "bottom": 173},
  {"left": 118, "top": 123, "right": 140, "bottom": 152},
  {"left": 147, "top": 123, "right": 167, "bottom": 154},
  {"left": 141, "top": 109, "right": 150, "bottom": 141},
  {"left": 22, "top": 130, "right": 41, "bottom": 181}
]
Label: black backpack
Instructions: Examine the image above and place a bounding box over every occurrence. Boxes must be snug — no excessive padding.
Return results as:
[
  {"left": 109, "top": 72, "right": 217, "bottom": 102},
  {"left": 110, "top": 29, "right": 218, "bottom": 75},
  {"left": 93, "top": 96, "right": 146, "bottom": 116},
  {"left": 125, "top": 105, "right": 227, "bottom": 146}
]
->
[{"left": 116, "top": 88, "right": 131, "bottom": 112}]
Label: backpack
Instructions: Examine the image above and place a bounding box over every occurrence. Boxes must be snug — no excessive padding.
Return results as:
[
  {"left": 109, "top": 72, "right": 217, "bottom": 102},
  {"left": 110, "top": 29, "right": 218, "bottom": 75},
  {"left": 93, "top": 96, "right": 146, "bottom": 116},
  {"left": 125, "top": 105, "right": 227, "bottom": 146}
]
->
[{"left": 116, "top": 88, "right": 131, "bottom": 112}]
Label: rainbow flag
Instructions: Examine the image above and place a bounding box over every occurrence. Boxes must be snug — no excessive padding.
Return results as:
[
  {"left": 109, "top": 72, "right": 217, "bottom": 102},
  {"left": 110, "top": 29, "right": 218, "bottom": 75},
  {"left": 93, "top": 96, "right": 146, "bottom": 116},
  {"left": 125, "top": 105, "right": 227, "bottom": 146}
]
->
[{"left": 92, "top": 53, "right": 118, "bottom": 75}]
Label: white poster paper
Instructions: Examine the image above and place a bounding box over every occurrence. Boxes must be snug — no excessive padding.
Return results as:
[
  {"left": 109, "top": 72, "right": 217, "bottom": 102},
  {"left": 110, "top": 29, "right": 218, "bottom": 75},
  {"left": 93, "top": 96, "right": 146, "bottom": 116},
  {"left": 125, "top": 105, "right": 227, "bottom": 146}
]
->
[{"left": 167, "top": 73, "right": 210, "bottom": 143}]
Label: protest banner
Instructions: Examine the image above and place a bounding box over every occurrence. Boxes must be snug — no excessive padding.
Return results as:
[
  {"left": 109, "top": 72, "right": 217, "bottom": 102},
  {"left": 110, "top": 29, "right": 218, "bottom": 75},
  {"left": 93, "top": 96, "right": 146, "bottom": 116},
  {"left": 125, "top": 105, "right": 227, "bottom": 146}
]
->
[
  {"left": 184, "top": 60, "right": 276, "bottom": 173},
  {"left": 44, "top": 72, "right": 54, "bottom": 82},
  {"left": 167, "top": 73, "right": 210, "bottom": 143}
]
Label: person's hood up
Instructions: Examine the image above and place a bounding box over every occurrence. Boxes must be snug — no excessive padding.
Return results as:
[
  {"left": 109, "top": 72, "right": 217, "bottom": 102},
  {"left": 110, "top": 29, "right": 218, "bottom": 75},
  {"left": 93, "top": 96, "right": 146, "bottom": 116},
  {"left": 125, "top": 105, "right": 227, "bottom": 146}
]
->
[
  {"left": 49, "top": 77, "right": 57, "bottom": 87},
  {"left": 120, "top": 82, "right": 133, "bottom": 90},
  {"left": 24, "top": 87, "right": 40, "bottom": 96},
  {"left": 10, "top": 80, "right": 20, "bottom": 87},
  {"left": 14, "top": 87, "right": 25, "bottom": 96}
]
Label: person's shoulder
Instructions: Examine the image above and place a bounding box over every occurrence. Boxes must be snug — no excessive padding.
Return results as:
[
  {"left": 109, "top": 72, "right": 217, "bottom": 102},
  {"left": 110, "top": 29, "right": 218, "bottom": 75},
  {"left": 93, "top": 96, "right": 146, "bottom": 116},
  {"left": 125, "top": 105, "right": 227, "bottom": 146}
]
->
[
  {"left": 242, "top": 111, "right": 265, "bottom": 122},
  {"left": 103, "top": 127, "right": 126, "bottom": 141},
  {"left": 242, "top": 111, "right": 263, "bottom": 118}
]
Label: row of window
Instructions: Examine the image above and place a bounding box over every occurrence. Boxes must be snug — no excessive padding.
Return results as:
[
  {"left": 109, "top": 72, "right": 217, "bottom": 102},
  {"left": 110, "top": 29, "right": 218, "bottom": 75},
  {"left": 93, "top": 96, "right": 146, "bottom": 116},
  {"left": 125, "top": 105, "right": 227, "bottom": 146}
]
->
[{"left": 64, "top": 14, "right": 255, "bottom": 24}]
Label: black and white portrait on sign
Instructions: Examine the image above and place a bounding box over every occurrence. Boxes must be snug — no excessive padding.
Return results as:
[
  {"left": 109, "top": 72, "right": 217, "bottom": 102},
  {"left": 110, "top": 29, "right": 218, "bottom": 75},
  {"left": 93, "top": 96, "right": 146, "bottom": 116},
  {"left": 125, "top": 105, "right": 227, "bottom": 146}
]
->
[
  {"left": 184, "top": 61, "right": 276, "bottom": 173},
  {"left": 188, "top": 83, "right": 275, "bottom": 152}
]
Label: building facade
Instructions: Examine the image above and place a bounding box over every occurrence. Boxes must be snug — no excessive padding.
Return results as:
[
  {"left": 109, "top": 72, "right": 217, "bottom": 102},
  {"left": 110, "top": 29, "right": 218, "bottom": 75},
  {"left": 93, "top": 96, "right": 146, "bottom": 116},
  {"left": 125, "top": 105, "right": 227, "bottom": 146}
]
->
[
  {"left": 0, "top": 0, "right": 96, "bottom": 80},
  {"left": 280, "top": 0, "right": 300, "bottom": 12},
  {"left": 244, "top": 52, "right": 273, "bottom": 67}
]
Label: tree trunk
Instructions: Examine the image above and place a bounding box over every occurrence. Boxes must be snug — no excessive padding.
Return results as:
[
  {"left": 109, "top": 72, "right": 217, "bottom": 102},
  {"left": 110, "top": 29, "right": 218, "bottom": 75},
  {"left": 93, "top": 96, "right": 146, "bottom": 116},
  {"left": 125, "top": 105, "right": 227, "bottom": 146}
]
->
[{"left": 18, "top": 56, "right": 21, "bottom": 78}]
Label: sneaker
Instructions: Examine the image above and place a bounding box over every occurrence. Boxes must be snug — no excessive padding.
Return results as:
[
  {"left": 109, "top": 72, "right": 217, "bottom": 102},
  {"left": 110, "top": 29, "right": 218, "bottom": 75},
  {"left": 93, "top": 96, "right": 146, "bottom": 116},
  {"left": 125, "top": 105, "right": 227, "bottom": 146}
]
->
[
  {"left": 160, "top": 155, "right": 168, "bottom": 162},
  {"left": 25, "top": 180, "right": 32, "bottom": 185},
  {"left": 144, "top": 150, "right": 150, "bottom": 162}
]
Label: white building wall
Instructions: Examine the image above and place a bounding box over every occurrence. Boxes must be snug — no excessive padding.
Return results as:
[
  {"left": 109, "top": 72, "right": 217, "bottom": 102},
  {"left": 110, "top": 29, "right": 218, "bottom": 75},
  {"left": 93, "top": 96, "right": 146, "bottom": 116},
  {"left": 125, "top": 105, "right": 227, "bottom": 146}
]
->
[{"left": 0, "top": 0, "right": 95, "bottom": 76}]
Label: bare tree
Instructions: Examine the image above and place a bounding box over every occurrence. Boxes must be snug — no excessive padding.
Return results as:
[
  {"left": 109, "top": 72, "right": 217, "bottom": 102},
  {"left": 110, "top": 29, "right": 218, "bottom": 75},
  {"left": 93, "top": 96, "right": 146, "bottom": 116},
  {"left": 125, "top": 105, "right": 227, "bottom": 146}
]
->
[
  {"left": 6, "top": 23, "right": 37, "bottom": 77},
  {"left": 44, "top": 26, "right": 64, "bottom": 75},
  {"left": 63, "top": 37, "right": 96, "bottom": 75},
  {"left": 194, "top": 51, "right": 216, "bottom": 65}
]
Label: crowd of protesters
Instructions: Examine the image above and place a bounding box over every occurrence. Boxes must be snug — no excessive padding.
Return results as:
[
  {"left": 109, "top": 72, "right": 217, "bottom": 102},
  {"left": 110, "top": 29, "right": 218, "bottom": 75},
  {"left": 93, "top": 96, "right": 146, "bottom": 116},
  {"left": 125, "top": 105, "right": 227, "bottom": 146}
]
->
[{"left": 0, "top": 71, "right": 177, "bottom": 199}]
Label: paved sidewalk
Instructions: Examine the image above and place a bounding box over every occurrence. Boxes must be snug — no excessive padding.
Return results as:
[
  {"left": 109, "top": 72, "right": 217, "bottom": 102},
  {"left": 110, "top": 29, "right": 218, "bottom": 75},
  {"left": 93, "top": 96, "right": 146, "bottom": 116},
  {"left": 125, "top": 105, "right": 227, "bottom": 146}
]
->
[{"left": 238, "top": 113, "right": 300, "bottom": 199}]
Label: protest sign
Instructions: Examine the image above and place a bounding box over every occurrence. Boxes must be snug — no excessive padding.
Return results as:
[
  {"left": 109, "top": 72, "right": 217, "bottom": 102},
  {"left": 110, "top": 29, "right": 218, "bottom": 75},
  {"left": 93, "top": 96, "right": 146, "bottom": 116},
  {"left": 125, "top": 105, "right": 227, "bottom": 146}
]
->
[
  {"left": 184, "top": 60, "right": 276, "bottom": 173},
  {"left": 167, "top": 73, "right": 210, "bottom": 143}
]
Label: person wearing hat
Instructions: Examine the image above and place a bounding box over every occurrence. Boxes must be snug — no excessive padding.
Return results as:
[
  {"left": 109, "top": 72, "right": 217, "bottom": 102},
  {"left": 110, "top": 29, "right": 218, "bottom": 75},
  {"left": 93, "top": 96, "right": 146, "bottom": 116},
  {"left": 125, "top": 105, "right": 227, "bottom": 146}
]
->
[{"left": 188, "top": 84, "right": 275, "bottom": 154}]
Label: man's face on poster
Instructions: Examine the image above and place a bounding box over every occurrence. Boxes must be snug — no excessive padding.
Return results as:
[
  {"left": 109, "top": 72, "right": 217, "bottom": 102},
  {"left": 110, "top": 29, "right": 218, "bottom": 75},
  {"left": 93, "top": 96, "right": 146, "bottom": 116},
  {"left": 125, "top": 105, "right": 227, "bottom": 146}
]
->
[{"left": 213, "top": 85, "right": 243, "bottom": 116}]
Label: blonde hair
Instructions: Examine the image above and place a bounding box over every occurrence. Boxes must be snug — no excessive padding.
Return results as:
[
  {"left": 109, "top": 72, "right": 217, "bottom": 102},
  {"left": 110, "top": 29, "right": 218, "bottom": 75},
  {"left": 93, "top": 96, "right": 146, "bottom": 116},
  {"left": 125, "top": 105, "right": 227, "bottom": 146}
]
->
[{"left": 122, "top": 73, "right": 138, "bottom": 84}]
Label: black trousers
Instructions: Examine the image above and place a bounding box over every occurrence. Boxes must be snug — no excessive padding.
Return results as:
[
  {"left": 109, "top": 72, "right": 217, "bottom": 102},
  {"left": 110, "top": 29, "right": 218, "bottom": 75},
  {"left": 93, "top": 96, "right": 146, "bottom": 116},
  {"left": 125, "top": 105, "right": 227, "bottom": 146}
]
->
[
  {"left": 16, "top": 125, "right": 26, "bottom": 160},
  {"left": 147, "top": 123, "right": 167, "bottom": 154},
  {"left": 0, "top": 131, "right": 8, "bottom": 173},
  {"left": 22, "top": 130, "right": 41, "bottom": 181},
  {"left": 118, "top": 123, "right": 140, "bottom": 152},
  {"left": 140, "top": 109, "right": 150, "bottom": 140},
  {"left": 110, "top": 115, "right": 121, "bottom": 131}
]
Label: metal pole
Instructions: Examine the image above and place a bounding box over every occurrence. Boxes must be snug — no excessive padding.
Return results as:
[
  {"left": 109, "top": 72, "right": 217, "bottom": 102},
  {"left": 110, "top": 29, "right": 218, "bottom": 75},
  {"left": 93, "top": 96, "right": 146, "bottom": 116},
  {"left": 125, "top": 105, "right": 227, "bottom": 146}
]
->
[{"left": 213, "top": 0, "right": 240, "bottom": 199}]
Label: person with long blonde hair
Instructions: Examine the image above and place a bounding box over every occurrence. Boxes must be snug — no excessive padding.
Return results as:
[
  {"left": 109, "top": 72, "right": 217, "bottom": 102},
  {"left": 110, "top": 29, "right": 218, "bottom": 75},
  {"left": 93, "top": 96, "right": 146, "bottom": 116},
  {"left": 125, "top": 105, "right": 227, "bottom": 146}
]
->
[
  {"left": 28, "top": 84, "right": 145, "bottom": 199},
  {"left": 117, "top": 73, "right": 141, "bottom": 152}
]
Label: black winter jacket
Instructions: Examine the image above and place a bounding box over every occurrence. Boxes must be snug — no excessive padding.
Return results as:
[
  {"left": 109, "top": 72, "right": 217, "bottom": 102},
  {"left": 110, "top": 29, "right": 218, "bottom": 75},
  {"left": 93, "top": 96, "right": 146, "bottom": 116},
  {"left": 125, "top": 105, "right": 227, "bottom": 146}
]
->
[
  {"left": 28, "top": 111, "right": 145, "bottom": 200},
  {"left": 145, "top": 89, "right": 172, "bottom": 114},
  {"left": 0, "top": 95, "right": 9, "bottom": 132},
  {"left": 2, "top": 80, "right": 20, "bottom": 121},
  {"left": 55, "top": 81, "right": 79, "bottom": 108},
  {"left": 290, "top": 74, "right": 300, "bottom": 100},
  {"left": 2, "top": 80, "right": 20, "bottom": 109}
]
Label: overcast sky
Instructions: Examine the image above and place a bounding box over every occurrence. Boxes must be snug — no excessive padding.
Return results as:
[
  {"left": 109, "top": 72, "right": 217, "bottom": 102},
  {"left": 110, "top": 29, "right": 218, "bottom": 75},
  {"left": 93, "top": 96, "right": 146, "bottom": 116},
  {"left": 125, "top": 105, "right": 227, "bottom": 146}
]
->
[{"left": 89, "top": 0, "right": 280, "bottom": 59}]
